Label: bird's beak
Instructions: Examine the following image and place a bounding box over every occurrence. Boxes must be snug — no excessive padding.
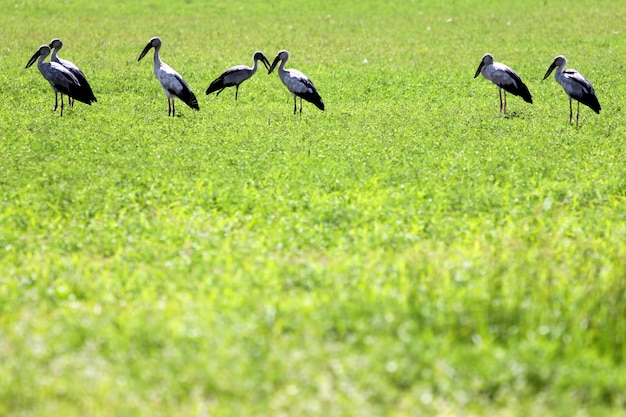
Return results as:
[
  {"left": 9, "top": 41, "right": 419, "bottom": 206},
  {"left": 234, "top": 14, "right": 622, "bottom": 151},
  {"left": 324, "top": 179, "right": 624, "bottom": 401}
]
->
[
  {"left": 543, "top": 62, "right": 557, "bottom": 80},
  {"left": 268, "top": 56, "right": 280, "bottom": 74},
  {"left": 261, "top": 55, "right": 271, "bottom": 72},
  {"left": 25, "top": 50, "right": 39, "bottom": 69},
  {"left": 474, "top": 61, "right": 484, "bottom": 78},
  {"left": 137, "top": 43, "right": 153, "bottom": 61}
]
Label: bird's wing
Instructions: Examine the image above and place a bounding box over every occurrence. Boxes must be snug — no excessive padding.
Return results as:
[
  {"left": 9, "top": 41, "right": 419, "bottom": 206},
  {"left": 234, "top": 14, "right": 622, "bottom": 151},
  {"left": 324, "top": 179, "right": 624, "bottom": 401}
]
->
[
  {"left": 47, "top": 62, "right": 81, "bottom": 87},
  {"left": 563, "top": 69, "right": 596, "bottom": 95},
  {"left": 284, "top": 69, "right": 316, "bottom": 94}
]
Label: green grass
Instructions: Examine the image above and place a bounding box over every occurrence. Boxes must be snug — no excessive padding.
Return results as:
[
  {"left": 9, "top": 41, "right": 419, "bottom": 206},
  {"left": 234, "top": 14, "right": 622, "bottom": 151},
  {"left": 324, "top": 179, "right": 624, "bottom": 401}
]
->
[{"left": 1, "top": 0, "right": 626, "bottom": 416}]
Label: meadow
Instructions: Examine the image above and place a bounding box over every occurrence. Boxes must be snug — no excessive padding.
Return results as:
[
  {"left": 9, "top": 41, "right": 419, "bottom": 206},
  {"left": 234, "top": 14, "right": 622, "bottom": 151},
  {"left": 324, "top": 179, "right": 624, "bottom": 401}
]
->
[{"left": 1, "top": 0, "right": 625, "bottom": 415}]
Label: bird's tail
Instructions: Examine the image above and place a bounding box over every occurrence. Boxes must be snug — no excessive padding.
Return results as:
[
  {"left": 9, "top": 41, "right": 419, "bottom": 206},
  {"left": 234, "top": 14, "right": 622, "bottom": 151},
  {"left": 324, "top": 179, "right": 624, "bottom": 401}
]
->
[
  {"left": 299, "top": 90, "right": 325, "bottom": 111},
  {"left": 206, "top": 78, "right": 224, "bottom": 96},
  {"left": 585, "top": 95, "right": 601, "bottom": 114},
  {"left": 181, "top": 89, "right": 200, "bottom": 110},
  {"left": 74, "top": 73, "right": 97, "bottom": 103},
  {"left": 518, "top": 83, "right": 533, "bottom": 104}
]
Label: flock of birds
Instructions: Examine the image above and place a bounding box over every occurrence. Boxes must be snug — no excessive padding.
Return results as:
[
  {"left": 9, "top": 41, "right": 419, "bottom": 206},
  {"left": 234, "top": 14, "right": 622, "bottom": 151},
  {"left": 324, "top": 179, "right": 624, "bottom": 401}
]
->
[
  {"left": 25, "top": 36, "right": 324, "bottom": 117},
  {"left": 25, "top": 37, "right": 601, "bottom": 125},
  {"left": 474, "top": 53, "right": 601, "bottom": 126}
]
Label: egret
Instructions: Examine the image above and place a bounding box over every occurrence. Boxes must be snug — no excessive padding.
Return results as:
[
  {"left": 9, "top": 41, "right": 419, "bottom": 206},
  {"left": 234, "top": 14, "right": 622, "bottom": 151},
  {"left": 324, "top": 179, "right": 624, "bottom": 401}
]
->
[
  {"left": 25, "top": 45, "right": 96, "bottom": 116},
  {"left": 206, "top": 51, "right": 271, "bottom": 101},
  {"left": 48, "top": 38, "right": 97, "bottom": 107},
  {"left": 543, "top": 55, "right": 601, "bottom": 126},
  {"left": 268, "top": 50, "right": 324, "bottom": 114},
  {"left": 137, "top": 36, "right": 199, "bottom": 116},
  {"left": 474, "top": 53, "right": 532, "bottom": 113}
]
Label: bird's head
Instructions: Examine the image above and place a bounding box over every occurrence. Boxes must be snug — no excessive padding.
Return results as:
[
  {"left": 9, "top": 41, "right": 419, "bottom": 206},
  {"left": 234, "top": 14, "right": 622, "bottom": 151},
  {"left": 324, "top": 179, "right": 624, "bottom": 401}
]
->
[
  {"left": 25, "top": 45, "right": 51, "bottom": 69},
  {"left": 474, "top": 53, "right": 493, "bottom": 78},
  {"left": 543, "top": 55, "right": 566, "bottom": 80},
  {"left": 138, "top": 36, "right": 162, "bottom": 61},
  {"left": 49, "top": 38, "right": 63, "bottom": 50},
  {"left": 268, "top": 50, "right": 289, "bottom": 74},
  {"left": 254, "top": 51, "right": 271, "bottom": 72}
]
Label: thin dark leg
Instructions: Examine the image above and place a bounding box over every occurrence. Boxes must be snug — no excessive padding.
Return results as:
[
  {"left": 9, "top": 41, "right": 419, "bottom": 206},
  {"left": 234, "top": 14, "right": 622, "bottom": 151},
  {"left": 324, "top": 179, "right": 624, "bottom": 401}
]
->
[
  {"left": 576, "top": 101, "right": 580, "bottom": 127},
  {"left": 69, "top": 97, "right": 74, "bottom": 107},
  {"left": 168, "top": 99, "right": 171, "bottom": 116},
  {"left": 499, "top": 89, "right": 503, "bottom": 113},
  {"left": 293, "top": 94, "right": 297, "bottom": 114},
  {"left": 569, "top": 97, "right": 573, "bottom": 124},
  {"left": 60, "top": 94, "right": 64, "bottom": 116},
  {"left": 54, "top": 92, "right": 59, "bottom": 111},
  {"left": 172, "top": 100, "right": 176, "bottom": 117},
  {"left": 235, "top": 85, "right": 239, "bottom": 101},
  {"left": 503, "top": 91, "right": 507, "bottom": 114},
  {"left": 299, "top": 97, "right": 303, "bottom": 114}
]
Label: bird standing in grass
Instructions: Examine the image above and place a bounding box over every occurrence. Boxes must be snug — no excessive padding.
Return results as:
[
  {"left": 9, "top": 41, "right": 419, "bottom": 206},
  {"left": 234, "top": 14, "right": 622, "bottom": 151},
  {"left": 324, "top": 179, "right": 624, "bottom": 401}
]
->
[
  {"left": 474, "top": 53, "right": 532, "bottom": 114},
  {"left": 25, "top": 45, "right": 96, "bottom": 116},
  {"left": 543, "top": 55, "right": 601, "bottom": 126},
  {"left": 48, "top": 38, "right": 97, "bottom": 107},
  {"left": 268, "top": 50, "right": 324, "bottom": 114},
  {"left": 206, "top": 51, "right": 271, "bottom": 101},
  {"left": 138, "top": 36, "right": 199, "bottom": 116}
]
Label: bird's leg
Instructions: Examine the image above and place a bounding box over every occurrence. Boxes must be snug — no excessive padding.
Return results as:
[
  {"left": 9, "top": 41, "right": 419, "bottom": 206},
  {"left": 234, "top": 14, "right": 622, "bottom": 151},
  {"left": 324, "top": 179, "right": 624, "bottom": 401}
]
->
[
  {"left": 168, "top": 99, "right": 172, "bottom": 116},
  {"left": 569, "top": 97, "right": 573, "bottom": 124},
  {"left": 503, "top": 91, "right": 507, "bottom": 114},
  {"left": 576, "top": 101, "right": 580, "bottom": 127},
  {"left": 300, "top": 97, "right": 303, "bottom": 114},
  {"left": 172, "top": 100, "right": 176, "bottom": 117},
  {"left": 235, "top": 85, "right": 239, "bottom": 101},
  {"left": 70, "top": 97, "right": 74, "bottom": 107},
  {"left": 293, "top": 94, "right": 297, "bottom": 114},
  {"left": 60, "top": 94, "right": 64, "bottom": 117},
  {"left": 54, "top": 92, "right": 59, "bottom": 112}
]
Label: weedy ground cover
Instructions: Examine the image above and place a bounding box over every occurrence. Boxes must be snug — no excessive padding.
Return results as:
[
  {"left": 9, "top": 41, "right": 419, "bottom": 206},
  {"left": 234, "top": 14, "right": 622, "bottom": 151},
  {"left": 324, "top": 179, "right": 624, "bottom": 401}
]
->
[{"left": 1, "top": 0, "right": 625, "bottom": 416}]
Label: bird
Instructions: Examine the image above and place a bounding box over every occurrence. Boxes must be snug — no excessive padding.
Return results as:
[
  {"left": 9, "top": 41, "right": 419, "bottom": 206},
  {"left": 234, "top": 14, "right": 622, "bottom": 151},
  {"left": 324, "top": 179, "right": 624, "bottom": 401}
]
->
[
  {"left": 543, "top": 55, "right": 601, "bottom": 126},
  {"left": 25, "top": 45, "right": 96, "bottom": 116},
  {"left": 137, "top": 36, "right": 199, "bottom": 116},
  {"left": 48, "top": 38, "right": 97, "bottom": 107},
  {"left": 267, "top": 50, "right": 324, "bottom": 114},
  {"left": 474, "top": 53, "right": 532, "bottom": 114},
  {"left": 206, "top": 51, "right": 271, "bottom": 101}
]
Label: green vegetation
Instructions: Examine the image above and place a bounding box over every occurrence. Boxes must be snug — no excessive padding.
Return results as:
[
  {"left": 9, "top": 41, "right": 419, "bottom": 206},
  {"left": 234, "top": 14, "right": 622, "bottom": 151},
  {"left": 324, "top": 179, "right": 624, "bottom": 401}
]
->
[{"left": 1, "top": 0, "right": 625, "bottom": 415}]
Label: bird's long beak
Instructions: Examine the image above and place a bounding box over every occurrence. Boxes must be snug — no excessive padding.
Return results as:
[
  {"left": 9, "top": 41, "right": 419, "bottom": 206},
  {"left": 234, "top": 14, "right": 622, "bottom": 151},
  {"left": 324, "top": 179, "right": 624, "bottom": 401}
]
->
[
  {"left": 474, "top": 61, "right": 484, "bottom": 78},
  {"left": 25, "top": 50, "right": 39, "bottom": 69},
  {"left": 261, "top": 55, "right": 271, "bottom": 72},
  {"left": 268, "top": 56, "right": 280, "bottom": 74},
  {"left": 543, "top": 62, "right": 557, "bottom": 80},
  {"left": 137, "top": 43, "right": 153, "bottom": 61}
]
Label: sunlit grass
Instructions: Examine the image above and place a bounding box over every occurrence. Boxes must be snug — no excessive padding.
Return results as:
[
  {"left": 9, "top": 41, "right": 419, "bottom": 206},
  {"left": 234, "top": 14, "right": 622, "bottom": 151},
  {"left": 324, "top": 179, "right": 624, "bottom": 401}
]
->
[{"left": 1, "top": 1, "right": 625, "bottom": 416}]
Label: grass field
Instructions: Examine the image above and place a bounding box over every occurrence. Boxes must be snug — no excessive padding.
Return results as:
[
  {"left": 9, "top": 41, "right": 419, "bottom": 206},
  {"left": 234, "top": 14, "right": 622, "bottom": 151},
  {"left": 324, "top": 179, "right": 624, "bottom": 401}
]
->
[{"left": 1, "top": 0, "right": 625, "bottom": 415}]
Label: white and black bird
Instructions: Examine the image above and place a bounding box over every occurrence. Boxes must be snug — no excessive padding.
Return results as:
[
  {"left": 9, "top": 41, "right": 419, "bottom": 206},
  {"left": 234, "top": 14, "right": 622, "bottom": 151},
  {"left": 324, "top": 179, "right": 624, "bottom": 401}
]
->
[
  {"left": 48, "top": 38, "right": 97, "bottom": 107},
  {"left": 543, "top": 55, "right": 601, "bottom": 126},
  {"left": 474, "top": 53, "right": 533, "bottom": 113},
  {"left": 206, "top": 51, "right": 271, "bottom": 101},
  {"left": 268, "top": 50, "right": 324, "bottom": 114},
  {"left": 137, "top": 36, "right": 199, "bottom": 116},
  {"left": 25, "top": 45, "right": 96, "bottom": 116}
]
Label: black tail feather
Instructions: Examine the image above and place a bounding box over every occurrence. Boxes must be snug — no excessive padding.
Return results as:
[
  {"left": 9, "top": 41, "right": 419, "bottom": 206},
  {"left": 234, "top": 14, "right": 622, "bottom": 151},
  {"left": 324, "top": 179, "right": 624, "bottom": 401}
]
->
[
  {"left": 206, "top": 77, "right": 225, "bottom": 95},
  {"left": 297, "top": 90, "right": 324, "bottom": 111},
  {"left": 580, "top": 94, "right": 601, "bottom": 114}
]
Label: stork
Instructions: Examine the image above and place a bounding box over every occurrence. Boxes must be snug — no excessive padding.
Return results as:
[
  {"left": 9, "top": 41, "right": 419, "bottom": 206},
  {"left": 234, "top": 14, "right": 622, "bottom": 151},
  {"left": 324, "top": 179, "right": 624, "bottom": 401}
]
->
[
  {"left": 206, "top": 51, "right": 271, "bottom": 101},
  {"left": 48, "top": 38, "right": 97, "bottom": 107},
  {"left": 474, "top": 53, "right": 532, "bottom": 114},
  {"left": 543, "top": 55, "right": 601, "bottom": 126},
  {"left": 137, "top": 36, "right": 199, "bottom": 116},
  {"left": 267, "top": 50, "right": 324, "bottom": 114},
  {"left": 25, "top": 45, "right": 96, "bottom": 116}
]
